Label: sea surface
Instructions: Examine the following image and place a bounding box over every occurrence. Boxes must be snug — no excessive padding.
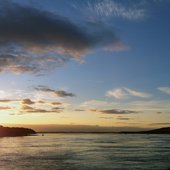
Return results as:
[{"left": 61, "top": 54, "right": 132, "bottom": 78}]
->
[{"left": 0, "top": 133, "right": 170, "bottom": 170}]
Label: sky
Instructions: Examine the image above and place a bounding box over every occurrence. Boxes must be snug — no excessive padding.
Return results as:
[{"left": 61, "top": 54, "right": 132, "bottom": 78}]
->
[{"left": 0, "top": 0, "right": 170, "bottom": 131}]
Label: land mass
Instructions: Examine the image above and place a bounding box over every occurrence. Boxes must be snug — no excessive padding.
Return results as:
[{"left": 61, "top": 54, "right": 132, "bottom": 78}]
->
[
  {"left": 1, "top": 125, "right": 169, "bottom": 136},
  {"left": 0, "top": 125, "right": 36, "bottom": 137},
  {"left": 120, "top": 127, "right": 170, "bottom": 134},
  {"left": 39, "top": 127, "right": 170, "bottom": 134}
]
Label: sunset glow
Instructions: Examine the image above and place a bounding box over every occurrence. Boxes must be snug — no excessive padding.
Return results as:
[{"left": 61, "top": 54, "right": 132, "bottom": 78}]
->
[{"left": 0, "top": 0, "right": 170, "bottom": 132}]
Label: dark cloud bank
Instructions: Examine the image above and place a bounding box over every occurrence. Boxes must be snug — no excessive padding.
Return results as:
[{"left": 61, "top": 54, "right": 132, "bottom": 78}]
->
[{"left": 0, "top": 1, "right": 124, "bottom": 74}]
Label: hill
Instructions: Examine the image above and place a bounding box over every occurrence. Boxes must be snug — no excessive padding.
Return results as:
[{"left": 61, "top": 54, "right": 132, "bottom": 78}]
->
[
  {"left": 0, "top": 125, "right": 36, "bottom": 137},
  {"left": 140, "top": 127, "right": 170, "bottom": 134},
  {"left": 121, "top": 127, "right": 170, "bottom": 134}
]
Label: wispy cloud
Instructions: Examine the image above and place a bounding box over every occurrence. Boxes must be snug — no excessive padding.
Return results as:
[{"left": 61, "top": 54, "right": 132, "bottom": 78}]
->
[
  {"left": 106, "top": 87, "right": 151, "bottom": 99},
  {"left": 75, "top": 109, "right": 85, "bottom": 112},
  {"left": 124, "top": 88, "right": 151, "bottom": 98},
  {"left": 0, "top": 99, "right": 13, "bottom": 103},
  {"left": 99, "top": 117, "right": 113, "bottom": 119},
  {"left": 81, "top": 98, "right": 170, "bottom": 114},
  {"left": 158, "top": 87, "right": 170, "bottom": 94},
  {"left": 117, "top": 117, "right": 130, "bottom": 120},
  {"left": 51, "top": 102, "right": 62, "bottom": 105},
  {"left": 0, "top": 106, "right": 11, "bottom": 110},
  {"left": 149, "top": 122, "right": 170, "bottom": 126},
  {"left": 123, "top": 100, "right": 170, "bottom": 112},
  {"left": 80, "top": 100, "right": 114, "bottom": 108},
  {"left": 106, "top": 88, "right": 126, "bottom": 99},
  {"left": 34, "top": 85, "right": 75, "bottom": 97},
  {"left": 84, "top": 0, "right": 146, "bottom": 21},
  {"left": 52, "top": 107, "right": 63, "bottom": 111}
]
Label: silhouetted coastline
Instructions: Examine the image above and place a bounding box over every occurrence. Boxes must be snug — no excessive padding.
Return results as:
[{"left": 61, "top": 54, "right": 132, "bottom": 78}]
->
[
  {"left": 39, "top": 127, "right": 170, "bottom": 134},
  {"left": 120, "top": 127, "right": 170, "bottom": 134},
  {"left": 1, "top": 126, "right": 169, "bottom": 136},
  {"left": 0, "top": 125, "right": 36, "bottom": 137}
]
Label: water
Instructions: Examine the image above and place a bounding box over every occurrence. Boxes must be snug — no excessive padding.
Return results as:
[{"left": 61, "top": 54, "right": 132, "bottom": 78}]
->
[{"left": 0, "top": 133, "right": 170, "bottom": 170}]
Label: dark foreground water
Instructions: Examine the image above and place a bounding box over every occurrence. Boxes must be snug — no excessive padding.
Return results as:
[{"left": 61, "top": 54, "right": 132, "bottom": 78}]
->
[{"left": 0, "top": 133, "right": 170, "bottom": 170}]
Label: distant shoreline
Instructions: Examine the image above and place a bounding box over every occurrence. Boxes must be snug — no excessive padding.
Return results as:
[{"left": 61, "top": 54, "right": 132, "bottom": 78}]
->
[
  {"left": 1, "top": 126, "right": 169, "bottom": 137},
  {"left": 38, "top": 127, "right": 170, "bottom": 134}
]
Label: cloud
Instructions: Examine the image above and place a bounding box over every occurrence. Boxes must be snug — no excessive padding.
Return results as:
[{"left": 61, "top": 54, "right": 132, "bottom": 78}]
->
[
  {"left": 0, "top": 96, "right": 67, "bottom": 114},
  {"left": 25, "top": 109, "right": 57, "bottom": 113},
  {"left": 106, "top": 88, "right": 126, "bottom": 99},
  {"left": 21, "top": 105, "right": 34, "bottom": 111},
  {"left": 80, "top": 100, "right": 113, "bottom": 108},
  {"left": 0, "top": 99, "right": 13, "bottom": 102},
  {"left": 124, "top": 88, "right": 151, "bottom": 98},
  {"left": 38, "top": 100, "right": 64, "bottom": 106},
  {"left": 0, "top": 106, "right": 11, "bottom": 110},
  {"left": 91, "top": 108, "right": 138, "bottom": 114},
  {"left": 158, "top": 87, "right": 170, "bottom": 94},
  {"left": 75, "top": 109, "right": 85, "bottom": 111},
  {"left": 0, "top": 2, "right": 91, "bottom": 57},
  {"left": 83, "top": 0, "right": 146, "bottom": 21},
  {"left": 21, "top": 98, "right": 35, "bottom": 105},
  {"left": 51, "top": 102, "right": 62, "bottom": 105},
  {"left": 126, "top": 100, "right": 170, "bottom": 112},
  {"left": 20, "top": 104, "right": 62, "bottom": 114},
  {"left": 106, "top": 87, "right": 151, "bottom": 99},
  {"left": 81, "top": 98, "right": 170, "bottom": 114},
  {"left": 156, "top": 111, "right": 162, "bottom": 114},
  {"left": 149, "top": 123, "right": 170, "bottom": 126},
  {"left": 0, "top": 1, "right": 125, "bottom": 74},
  {"left": 52, "top": 107, "right": 63, "bottom": 111},
  {"left": 0, "top": 95, "right": 69, "bottom": 115},
  {"left": 0, "top": 97, "right": 65, "bottom": 107},
  {"left": 34, "top": 85, "right": 75, "bottom": 97},
  {"left": 37, "top": 100, "right": 45, "bottom": 104},
  {"left": 0, "top": 98, "right": 36, "bottom": 105},
  {"left": 0, "top": 53, "right": 68, "bottom": 74},
  {"left": 90, "top": 109, "right": 98, "bottom": 112},
  {"left": 117, "top": 117, "right": 130, "bottom": 120},
  {"left": 99, "top": 117, "right": 113, "bottom": 119},
  {"left": 26, "top": 109, "right": 61, "bottom": 114}
]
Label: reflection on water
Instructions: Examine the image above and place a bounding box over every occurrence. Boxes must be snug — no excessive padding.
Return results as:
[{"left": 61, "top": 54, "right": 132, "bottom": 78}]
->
[{"left": 0, "top": 134, "right": 170, "bottom": 170}]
